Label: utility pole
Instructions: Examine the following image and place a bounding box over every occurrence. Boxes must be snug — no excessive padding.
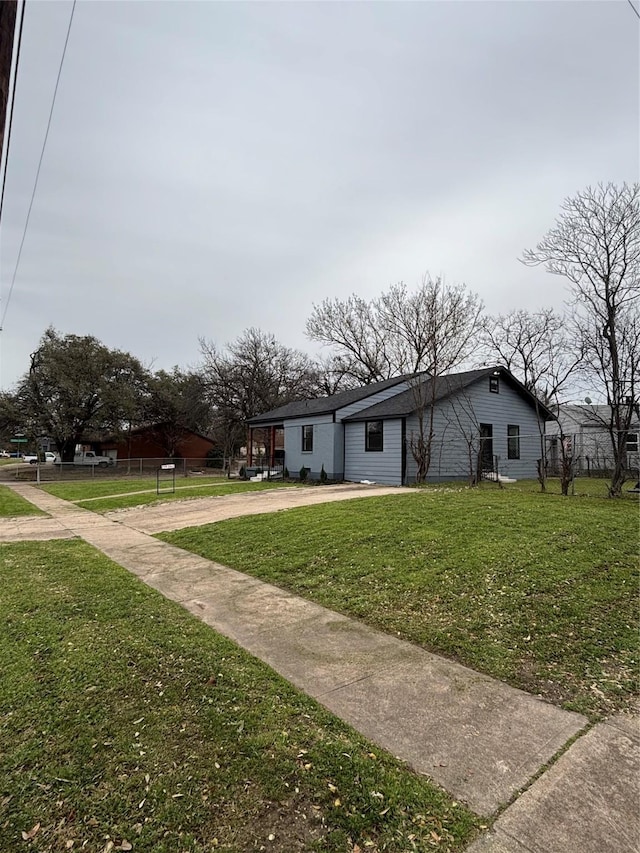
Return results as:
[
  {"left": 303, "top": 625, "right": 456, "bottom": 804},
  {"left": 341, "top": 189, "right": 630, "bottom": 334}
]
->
[{"left": 0, "top": 0, "right": 18, "bottom": 159}]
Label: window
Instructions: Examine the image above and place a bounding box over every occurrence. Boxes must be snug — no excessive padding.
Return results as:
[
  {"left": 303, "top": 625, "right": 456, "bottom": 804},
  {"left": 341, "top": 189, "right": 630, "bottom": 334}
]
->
[
  {"left": 301, "top": 425, "right": 313, "bottom": 453},
  {"left": 489, "top": 376, "right": 499, "bottom": 394},
  {"left": 507, "top": 425, "right": 520, "bottom": 459},
  {"left": 365, "top": 420, "right": 384, "bottom": 452},
  {"left": 627, "top": 433, "right": 639, "bottom": 453}
]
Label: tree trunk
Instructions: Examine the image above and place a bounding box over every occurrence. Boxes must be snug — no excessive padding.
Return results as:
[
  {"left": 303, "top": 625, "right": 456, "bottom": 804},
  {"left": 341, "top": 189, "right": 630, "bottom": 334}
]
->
[
  {"left": 608, "top": 431, "right": 627, "bottom": 497},
  {"left": 58, "top": 438, "right": 78, "bottom": 464}
]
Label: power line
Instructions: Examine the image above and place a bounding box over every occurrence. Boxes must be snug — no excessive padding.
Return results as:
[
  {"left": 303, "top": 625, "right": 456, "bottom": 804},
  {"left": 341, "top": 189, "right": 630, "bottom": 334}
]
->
[
  {"left": 0, "top": 0, "right": 77, "bottom": 332},
  {"left": 627, "top": 0, "right": 640, "bottom": 21},
  {"left": 0, "top": 0, "right": 26, "bottom": 230}
]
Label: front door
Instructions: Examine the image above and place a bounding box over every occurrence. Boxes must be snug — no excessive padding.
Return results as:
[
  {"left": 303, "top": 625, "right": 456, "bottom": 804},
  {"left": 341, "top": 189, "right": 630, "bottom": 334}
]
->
[{"left": 479, "top": 423, "right": 493, "bottom": 471}]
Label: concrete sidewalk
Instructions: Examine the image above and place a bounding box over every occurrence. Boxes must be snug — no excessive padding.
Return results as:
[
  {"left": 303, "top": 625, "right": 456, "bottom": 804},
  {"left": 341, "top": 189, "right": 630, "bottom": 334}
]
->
[
  {"left": 3, "top": 483, "right": 638, "bottom": 850},
  {"left": 467, "top": 713, "right": 639, "bottom": 852}
]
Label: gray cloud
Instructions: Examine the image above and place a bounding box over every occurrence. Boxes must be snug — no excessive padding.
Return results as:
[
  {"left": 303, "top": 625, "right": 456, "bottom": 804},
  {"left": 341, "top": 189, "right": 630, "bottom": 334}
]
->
[{"left": 1, "top": 0, "right": 638, "bottom": 386}]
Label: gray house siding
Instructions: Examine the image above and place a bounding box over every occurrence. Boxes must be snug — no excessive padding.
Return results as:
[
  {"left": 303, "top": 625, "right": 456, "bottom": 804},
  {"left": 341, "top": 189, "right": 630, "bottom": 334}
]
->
[
  {"left": 336, "top": 381, "right": 411, "bottom": 421},
  {"left": 267, "top": 370, "right": 549, "bottom": 483},
  {"left": 283, "top": 414, "right": 340, "bottom": 479},
  {"left": 282, "top": 381, "right": 411, "bottom": 479},
  {"left": 405, "top": 380, "right": 543, "bottom": 482},
  {"left": 344, "top": 419, "right": 403, "bottom": 485}
]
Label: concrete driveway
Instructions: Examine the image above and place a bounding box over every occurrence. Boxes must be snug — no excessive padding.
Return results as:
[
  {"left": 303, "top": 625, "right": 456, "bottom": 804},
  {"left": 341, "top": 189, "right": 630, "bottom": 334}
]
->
[{"left": 102, "top": 482, "right": 415, "bottom": 533}]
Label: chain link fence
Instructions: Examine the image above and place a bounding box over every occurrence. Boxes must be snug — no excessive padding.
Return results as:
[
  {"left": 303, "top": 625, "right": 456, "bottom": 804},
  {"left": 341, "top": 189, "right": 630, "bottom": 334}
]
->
[{"left": 0, "top": 457, "right": 245, "bottom": 483}]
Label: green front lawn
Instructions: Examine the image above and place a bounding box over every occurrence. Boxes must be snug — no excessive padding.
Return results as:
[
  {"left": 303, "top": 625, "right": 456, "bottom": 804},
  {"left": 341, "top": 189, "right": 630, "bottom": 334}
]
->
[
  {"left": 161, "top": 489, "right": 639, "bottom": 718},
  {"left": 41, "top": 475, "right": 228, "bottom": 501},
  {"left": 0, "top": 485, "right": 45, "bottom": 517},
  {"left": 458, "top": 477, "right": 640, "bottom": 499},
  {"left": 40, "top": 478, "right": 300, "bottom": 513},
  {"left": 0, "top": 540, "right": 477, "bottom": 852}
]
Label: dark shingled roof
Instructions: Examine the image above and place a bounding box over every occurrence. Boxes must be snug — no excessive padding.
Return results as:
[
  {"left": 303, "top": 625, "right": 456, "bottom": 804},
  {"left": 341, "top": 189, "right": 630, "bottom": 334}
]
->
[
  {"left": 248, "top": 367, "right": 555, "bottom": 425},
  {"left": 247, "top": 372, "right": 423, "bottom": 425},
  {"left": 342, "top": 367, "right": 555, "bottom": 422}
]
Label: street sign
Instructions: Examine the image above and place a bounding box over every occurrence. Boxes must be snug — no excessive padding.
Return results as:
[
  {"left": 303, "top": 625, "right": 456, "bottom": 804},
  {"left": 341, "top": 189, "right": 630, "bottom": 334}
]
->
[
  {"left": 161, "top": 463, "right": 175, "bottom": 470},
  {"left": 10, "top": 437, "right": 28, "bottom": 443}
]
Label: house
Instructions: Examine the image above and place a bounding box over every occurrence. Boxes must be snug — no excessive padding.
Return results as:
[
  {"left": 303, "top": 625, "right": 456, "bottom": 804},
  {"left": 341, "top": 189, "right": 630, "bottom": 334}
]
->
[
  {"left": 96, "top": 424, "right": 217, "bottom": 461},
  {"left": 247, "top": 367, "right": 554, "bottom": 485},
  {"left": 546, "top": 404, "right": 640, "bottom": 476}
]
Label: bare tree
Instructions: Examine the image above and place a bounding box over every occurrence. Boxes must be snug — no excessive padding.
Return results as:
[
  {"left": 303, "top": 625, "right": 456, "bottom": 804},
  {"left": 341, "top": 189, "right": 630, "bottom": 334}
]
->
[
  {"left": 199, "top": 328, "right": 319, "bottom": 462},
  {"left": 399, "top": 279, "right": 483, "bottom": 481},
  {"left": 522, "top": 182, "right": 640, "bottom": 497},
  {"left": 479, "top": 308, "right": 582, "bottom": 405},
  {"left": 306, "top": 295, "right": 392, "bottom": 383},
  {"left": 479, "top": 308, "right": 584, "bottom": 491},
  {"left": 306, "top": 275, "right": 483, "bottom": 384},
  {"left": 312, "top": 354, "right": 361, "bottom": 397},
  {"left": 439, "top": 389, "right": 484, "bottom": 486},
  {"left": 307, "top": 276, "right": 484, "bottom": 482},
  {"left": 379, "top": 277, "right": 484, "bottom": 375}
]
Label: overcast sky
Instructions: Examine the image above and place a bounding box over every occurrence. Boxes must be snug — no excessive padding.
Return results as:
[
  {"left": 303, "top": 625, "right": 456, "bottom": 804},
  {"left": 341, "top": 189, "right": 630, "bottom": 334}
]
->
[{"left": 0, "top": 0, "right": 638, "bottom": 389}]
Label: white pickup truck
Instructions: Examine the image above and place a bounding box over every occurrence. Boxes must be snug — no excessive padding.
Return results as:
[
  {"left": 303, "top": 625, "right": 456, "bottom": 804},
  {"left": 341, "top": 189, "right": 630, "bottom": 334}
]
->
[
  {"left": 23, "top": 452, "right": 56, "bottom": 464},
  {"left": 54, "top": 451, "right": 114, "bottom": 468}
]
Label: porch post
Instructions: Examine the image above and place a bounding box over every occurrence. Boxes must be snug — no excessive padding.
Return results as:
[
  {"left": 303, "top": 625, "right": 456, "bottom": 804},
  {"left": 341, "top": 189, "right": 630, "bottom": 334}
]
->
[
  {"left": 270, "top": 425, "right": 276, "bottom": 468},
  {"left": 248, "top": 427, "right": 253, "bottom": 466}
]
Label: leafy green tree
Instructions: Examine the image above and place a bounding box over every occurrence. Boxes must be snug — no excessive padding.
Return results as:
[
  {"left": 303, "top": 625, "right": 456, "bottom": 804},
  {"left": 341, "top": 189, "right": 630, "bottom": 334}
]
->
[
  {"left": 0, "top": 391, "right": 25, "bottom": 451},
  {"left": 17, "top": 327, "right": 149, "bottom": 463},
  {"left": 143, "top": 368, "right": 212, "bottom": 457}
]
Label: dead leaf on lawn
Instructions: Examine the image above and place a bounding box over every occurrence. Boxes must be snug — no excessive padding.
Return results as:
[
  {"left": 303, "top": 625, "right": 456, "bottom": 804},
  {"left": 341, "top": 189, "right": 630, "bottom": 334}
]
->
[
  {"left": 21, "top": 822, "right": 40, "bottom": 841},
  {"left": 117, "top": 841, "right": 133, "bottom": 851}
]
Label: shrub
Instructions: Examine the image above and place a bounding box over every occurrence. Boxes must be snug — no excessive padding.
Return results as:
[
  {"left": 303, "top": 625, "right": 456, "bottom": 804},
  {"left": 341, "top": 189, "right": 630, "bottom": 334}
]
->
[
  {"left": 299, "top": 466, "right": 308, "bottom": 482},
  {"left": 239, "top": 465, "right": 246, "bottom": 480},
  {"left": 320, "top": 464, "right": 328, "bottom": 484},
  {"left": 205, "top": 449, "right": 224, "bottom": 468},
  {"left": 283, "top": 467, "right": 289, "bottom": 479}
]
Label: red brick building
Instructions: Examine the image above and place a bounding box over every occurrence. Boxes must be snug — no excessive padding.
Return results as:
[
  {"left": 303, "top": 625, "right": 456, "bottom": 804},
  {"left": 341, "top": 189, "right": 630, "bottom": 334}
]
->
[{"left": 98, "top": 425, "right": 216, "bottom": 461}]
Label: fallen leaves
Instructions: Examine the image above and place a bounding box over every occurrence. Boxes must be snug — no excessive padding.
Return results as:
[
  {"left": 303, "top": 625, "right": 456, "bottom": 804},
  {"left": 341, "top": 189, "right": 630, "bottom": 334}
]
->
[{"left": 21, "top": 822, "right": 40, "bottom": 841}]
